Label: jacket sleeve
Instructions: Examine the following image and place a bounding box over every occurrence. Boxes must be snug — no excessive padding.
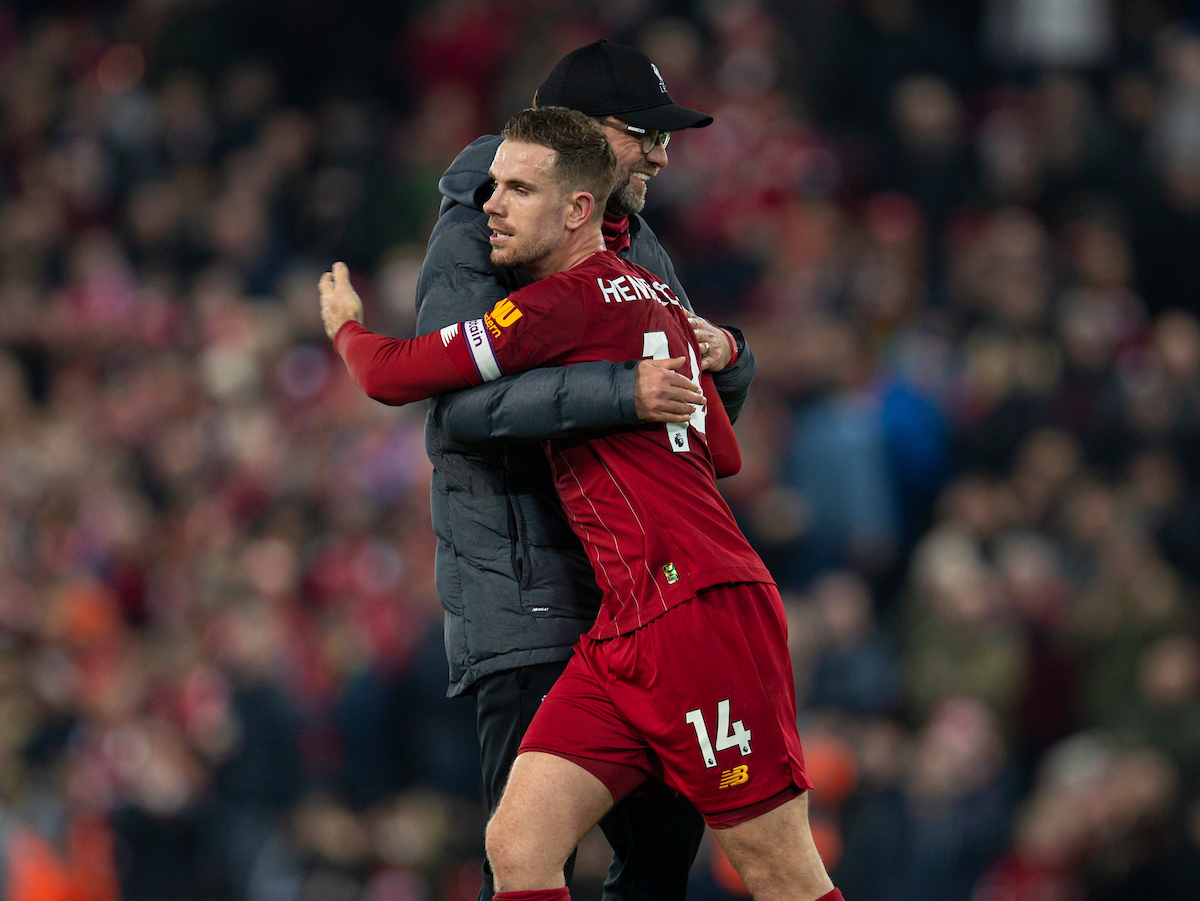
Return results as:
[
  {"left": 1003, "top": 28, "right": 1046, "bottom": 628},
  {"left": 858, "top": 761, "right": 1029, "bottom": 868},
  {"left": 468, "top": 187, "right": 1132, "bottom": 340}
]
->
[
  {"left": 637, "top": 220, "right": 758, "bottom": 425},
  {"left": 415, "top": 210, "right": 641, "bottom": 443},
  {"left": 708, "top": 325, "right": 757, "bottom": 425},
  {"left": 433, "top": 361, "right": 640, "bottom": 443}
]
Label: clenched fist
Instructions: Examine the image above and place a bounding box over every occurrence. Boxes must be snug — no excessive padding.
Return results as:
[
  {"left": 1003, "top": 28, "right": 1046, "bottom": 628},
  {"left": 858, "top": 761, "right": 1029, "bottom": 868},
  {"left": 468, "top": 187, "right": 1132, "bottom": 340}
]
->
[{"left": 318, "top": 261, "right": 364, "bottom": 340}]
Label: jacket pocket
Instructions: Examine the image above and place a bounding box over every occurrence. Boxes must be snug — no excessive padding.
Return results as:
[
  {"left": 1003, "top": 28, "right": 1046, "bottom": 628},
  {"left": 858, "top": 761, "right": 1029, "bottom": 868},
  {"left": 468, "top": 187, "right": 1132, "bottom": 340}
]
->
[{"left": 504, "top": 482, "right": 533, "bottom": 592}]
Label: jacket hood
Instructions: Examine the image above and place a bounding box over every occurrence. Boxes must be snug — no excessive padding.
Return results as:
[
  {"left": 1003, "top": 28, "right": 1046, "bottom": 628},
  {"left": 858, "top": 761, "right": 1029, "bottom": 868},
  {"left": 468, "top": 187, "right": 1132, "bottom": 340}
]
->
[{"left": 438, "top": 135, "right": 502, "bottom": 214}]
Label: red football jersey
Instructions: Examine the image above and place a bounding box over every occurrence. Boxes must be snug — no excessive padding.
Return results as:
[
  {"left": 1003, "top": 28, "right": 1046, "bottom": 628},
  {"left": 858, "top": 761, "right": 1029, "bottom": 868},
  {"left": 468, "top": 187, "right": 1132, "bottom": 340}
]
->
[
  {"left": 335, "top": 250, "right": 773, "bottom": 638},
  {"left": 441, "top": 250, "right": 771, "bottom": 637}
]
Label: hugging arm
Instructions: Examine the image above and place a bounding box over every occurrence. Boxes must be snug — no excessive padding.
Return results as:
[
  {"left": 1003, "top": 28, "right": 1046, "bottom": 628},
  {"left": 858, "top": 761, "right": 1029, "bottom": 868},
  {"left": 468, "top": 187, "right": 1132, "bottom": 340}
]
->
[
  {"left": 415, "top": 211, "right": 751, "bottom": 444},
  {"left": 431, "top": 362, "right": 641, "bottom": 443},
  {"left": 415, "top": 219, "right": 640, "bottom": 443}
]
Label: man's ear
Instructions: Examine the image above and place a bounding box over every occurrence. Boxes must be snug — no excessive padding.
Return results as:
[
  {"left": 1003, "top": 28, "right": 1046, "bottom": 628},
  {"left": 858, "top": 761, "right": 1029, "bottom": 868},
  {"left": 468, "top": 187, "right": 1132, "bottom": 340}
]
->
[{"left": 565, "top": 191, "right": 595, "bottom": 231}]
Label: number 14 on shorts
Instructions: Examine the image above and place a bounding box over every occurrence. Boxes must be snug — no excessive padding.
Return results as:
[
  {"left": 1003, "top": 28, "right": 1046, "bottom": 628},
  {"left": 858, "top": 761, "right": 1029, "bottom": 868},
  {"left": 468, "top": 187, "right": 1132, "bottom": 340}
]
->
[{"left": 685, "top": 699, "right": 752, "bottom": 768}]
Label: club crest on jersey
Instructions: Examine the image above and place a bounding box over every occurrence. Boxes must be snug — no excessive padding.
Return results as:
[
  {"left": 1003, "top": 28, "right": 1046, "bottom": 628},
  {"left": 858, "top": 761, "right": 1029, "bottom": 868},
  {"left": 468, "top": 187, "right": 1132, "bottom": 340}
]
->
[
  {"left": 483, "top": 298, "right": 523, "bottom": 337},
  {"left": 662, "top": 562, "right": 680, "bottom": 584},
  {"left": 719, "top": 765, "right": 750, "bottom": 789}
]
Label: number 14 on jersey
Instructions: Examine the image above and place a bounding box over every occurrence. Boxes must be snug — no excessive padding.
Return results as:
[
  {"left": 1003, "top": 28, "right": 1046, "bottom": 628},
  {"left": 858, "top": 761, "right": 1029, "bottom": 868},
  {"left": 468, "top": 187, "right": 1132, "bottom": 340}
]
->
[{"left": 685, "top": 699, "right": 752, "bottom": 768}]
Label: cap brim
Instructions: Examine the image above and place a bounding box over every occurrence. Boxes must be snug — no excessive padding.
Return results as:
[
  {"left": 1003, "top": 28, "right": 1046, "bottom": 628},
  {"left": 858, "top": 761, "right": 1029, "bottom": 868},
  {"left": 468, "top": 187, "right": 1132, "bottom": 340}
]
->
[{"left": 617, "top": 102, "right": 713, "bottom": 131}]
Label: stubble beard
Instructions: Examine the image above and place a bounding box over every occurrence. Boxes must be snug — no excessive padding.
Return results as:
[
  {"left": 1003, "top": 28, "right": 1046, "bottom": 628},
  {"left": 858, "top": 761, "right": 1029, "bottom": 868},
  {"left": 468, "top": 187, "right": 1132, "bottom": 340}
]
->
[
  {"left": 490, "top": 229, "right": 559, "bottom": 272},
  {"left": 606, "top": 169, "right": 646, "bottom": 217}
]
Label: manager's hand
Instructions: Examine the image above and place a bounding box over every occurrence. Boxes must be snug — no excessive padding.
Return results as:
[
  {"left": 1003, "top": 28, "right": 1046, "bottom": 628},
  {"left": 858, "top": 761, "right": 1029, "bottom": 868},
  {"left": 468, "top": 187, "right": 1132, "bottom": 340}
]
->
[
  {"left": 688, "top": 314, "right": 734, "bottom": 373},
  {"left": 635, "top": 357, "right": 704, "bottom": 423},
  {"left": 319, "top": 261, "right": 364, "bottom": 340}
]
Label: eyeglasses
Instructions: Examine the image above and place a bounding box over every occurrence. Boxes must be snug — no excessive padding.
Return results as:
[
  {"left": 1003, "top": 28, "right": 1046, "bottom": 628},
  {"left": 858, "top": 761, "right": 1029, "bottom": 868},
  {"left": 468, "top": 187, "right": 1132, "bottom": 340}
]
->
[{"left": 603, "top": 119, "right": 671, "bottom": 154}]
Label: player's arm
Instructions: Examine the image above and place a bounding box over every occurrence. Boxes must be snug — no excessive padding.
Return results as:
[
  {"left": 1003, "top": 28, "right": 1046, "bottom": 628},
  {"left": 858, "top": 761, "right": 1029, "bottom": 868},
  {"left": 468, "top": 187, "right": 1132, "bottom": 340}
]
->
[
  {"left": 332, "top": 320, "right": 472, "bottom": 404},
  {"left": 328, "top": 300, "right": 562, "bottom": 408},
  {"left": 700, "top": 372, "right": 742, "bottom": 478},
  {"left": 321, "top": 261, "right": 481, "bottom": 403},
  {"left": 323, "top": 261, "right": 594, "bottom": 407}
]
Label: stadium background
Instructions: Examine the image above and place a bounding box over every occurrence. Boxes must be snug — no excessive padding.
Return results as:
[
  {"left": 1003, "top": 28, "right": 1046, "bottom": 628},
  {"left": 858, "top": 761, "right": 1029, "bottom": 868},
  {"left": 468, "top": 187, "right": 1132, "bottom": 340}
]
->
[{"left": 1, "top": 0, "right": 1199, "bottom": 898}]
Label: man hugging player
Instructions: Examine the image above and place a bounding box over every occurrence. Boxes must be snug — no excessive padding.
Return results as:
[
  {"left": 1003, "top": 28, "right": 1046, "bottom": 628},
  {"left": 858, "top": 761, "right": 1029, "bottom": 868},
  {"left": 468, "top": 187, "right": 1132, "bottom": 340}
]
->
[{"left": 319, "top": 107, "right": 844, "bottom": 901}]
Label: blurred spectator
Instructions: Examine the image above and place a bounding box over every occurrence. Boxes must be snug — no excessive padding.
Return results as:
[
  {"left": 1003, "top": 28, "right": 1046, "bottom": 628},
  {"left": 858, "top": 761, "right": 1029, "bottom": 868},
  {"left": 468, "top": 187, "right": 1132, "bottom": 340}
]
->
[
  {"left": 905, "top": 528, "right": 1029, "bottom": 727},
  {"left": 0, "top": 4, "right": 1199, "bottom": 901},
  {"left": 836, "top": 698, "right": 1017, "bottom": 901},
  {"left": 984, "top": 0, "right": 1115, "bottom": 70},
  {"left": 995, "top": 530, "right": 1080, "bottom": 762},
  {"left": 884, "top": 74, "right": 972, "bottom": 233},
  {"left": 1120, "top": 634, "right": 1200, "bottom": 787},
  {"left": 778, "top": 318, "right": 905, "bottom": 583},
  {"left": 806, "top": 571, "right": 903, "bottom": 716}
]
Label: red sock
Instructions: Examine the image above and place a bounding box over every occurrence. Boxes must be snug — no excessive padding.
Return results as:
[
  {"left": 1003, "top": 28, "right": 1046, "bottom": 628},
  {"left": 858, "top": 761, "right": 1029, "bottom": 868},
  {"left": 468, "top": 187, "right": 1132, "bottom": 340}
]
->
[
  {"left": 815, "top": 890, "right": 845, "bottom": 901},
  {"left": 493, "top": 890, "right": 570, "bottom": 901}
]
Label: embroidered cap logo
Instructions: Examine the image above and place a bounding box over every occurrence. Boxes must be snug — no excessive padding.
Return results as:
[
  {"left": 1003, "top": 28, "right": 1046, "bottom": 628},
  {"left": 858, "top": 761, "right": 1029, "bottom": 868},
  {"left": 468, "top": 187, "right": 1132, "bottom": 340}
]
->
[{"left": 650, "top": 63, "right": 668, "bottom": 94}]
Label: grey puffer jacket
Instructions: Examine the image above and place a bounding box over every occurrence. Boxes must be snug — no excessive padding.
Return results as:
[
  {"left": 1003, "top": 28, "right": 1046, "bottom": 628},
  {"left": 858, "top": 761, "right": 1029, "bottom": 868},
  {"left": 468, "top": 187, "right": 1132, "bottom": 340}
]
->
[{"left": 415, "top": 135, "right": 757, "bottom": 696}]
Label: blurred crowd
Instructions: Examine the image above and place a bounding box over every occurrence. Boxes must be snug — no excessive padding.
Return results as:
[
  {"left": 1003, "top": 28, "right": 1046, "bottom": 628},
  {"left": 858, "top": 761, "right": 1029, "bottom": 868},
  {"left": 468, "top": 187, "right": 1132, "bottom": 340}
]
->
[{"left": 0, "top": 1, "right": 1199, "bottom": 900}]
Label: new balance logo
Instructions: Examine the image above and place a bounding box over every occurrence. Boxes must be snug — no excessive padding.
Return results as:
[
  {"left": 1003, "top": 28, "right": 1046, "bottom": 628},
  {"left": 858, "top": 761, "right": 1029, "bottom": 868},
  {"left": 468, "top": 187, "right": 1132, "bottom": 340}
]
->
[{"left": 719, "top": 766, "right": 750, "bottom": 789}]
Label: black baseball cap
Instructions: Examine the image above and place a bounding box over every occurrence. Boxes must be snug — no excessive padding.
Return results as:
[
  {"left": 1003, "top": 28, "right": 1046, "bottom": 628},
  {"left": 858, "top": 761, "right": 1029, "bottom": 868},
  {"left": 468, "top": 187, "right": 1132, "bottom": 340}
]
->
[{"left": 536, "top": 39, "right": 713, "bottom": 132}]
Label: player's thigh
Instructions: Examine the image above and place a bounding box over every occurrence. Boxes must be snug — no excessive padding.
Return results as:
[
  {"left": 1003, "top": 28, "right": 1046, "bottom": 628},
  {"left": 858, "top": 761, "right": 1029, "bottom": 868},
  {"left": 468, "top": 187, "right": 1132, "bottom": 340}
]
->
[
  {"left": 711, "top": 792, "right": 833, "bottom": 901},
  {"left": 487, "top": 750, "right": 615, "bottom": 869}
]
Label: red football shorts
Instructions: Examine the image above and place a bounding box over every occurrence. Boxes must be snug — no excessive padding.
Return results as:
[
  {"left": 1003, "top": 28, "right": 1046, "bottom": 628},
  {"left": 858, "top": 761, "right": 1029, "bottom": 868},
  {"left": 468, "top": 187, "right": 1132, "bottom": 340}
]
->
[{"left": 518, "top": 581, "right": 812, "bottom": 828}]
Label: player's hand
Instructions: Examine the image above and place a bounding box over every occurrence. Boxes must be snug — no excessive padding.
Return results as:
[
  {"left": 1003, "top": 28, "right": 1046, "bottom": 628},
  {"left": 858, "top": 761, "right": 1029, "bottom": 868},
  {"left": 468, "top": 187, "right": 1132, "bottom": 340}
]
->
[
  {"left": 318, "top": 262, "right": 364, "bottom": 340},
  {"left": 688, "top": 314, "right": 734, "bottom": 372},
  {"left": 635, "top": 357, "right": 704, "bottom": 423}
]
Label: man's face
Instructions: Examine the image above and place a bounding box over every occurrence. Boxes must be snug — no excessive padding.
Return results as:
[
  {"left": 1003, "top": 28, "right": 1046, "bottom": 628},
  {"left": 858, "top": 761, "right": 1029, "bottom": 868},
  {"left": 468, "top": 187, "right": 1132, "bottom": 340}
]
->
[
  {"left": 483, "top": 140, "right": 569, "bottom": 270},
  {"left": 600, "top": 119, "right": 669, "bottom": 217}
]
